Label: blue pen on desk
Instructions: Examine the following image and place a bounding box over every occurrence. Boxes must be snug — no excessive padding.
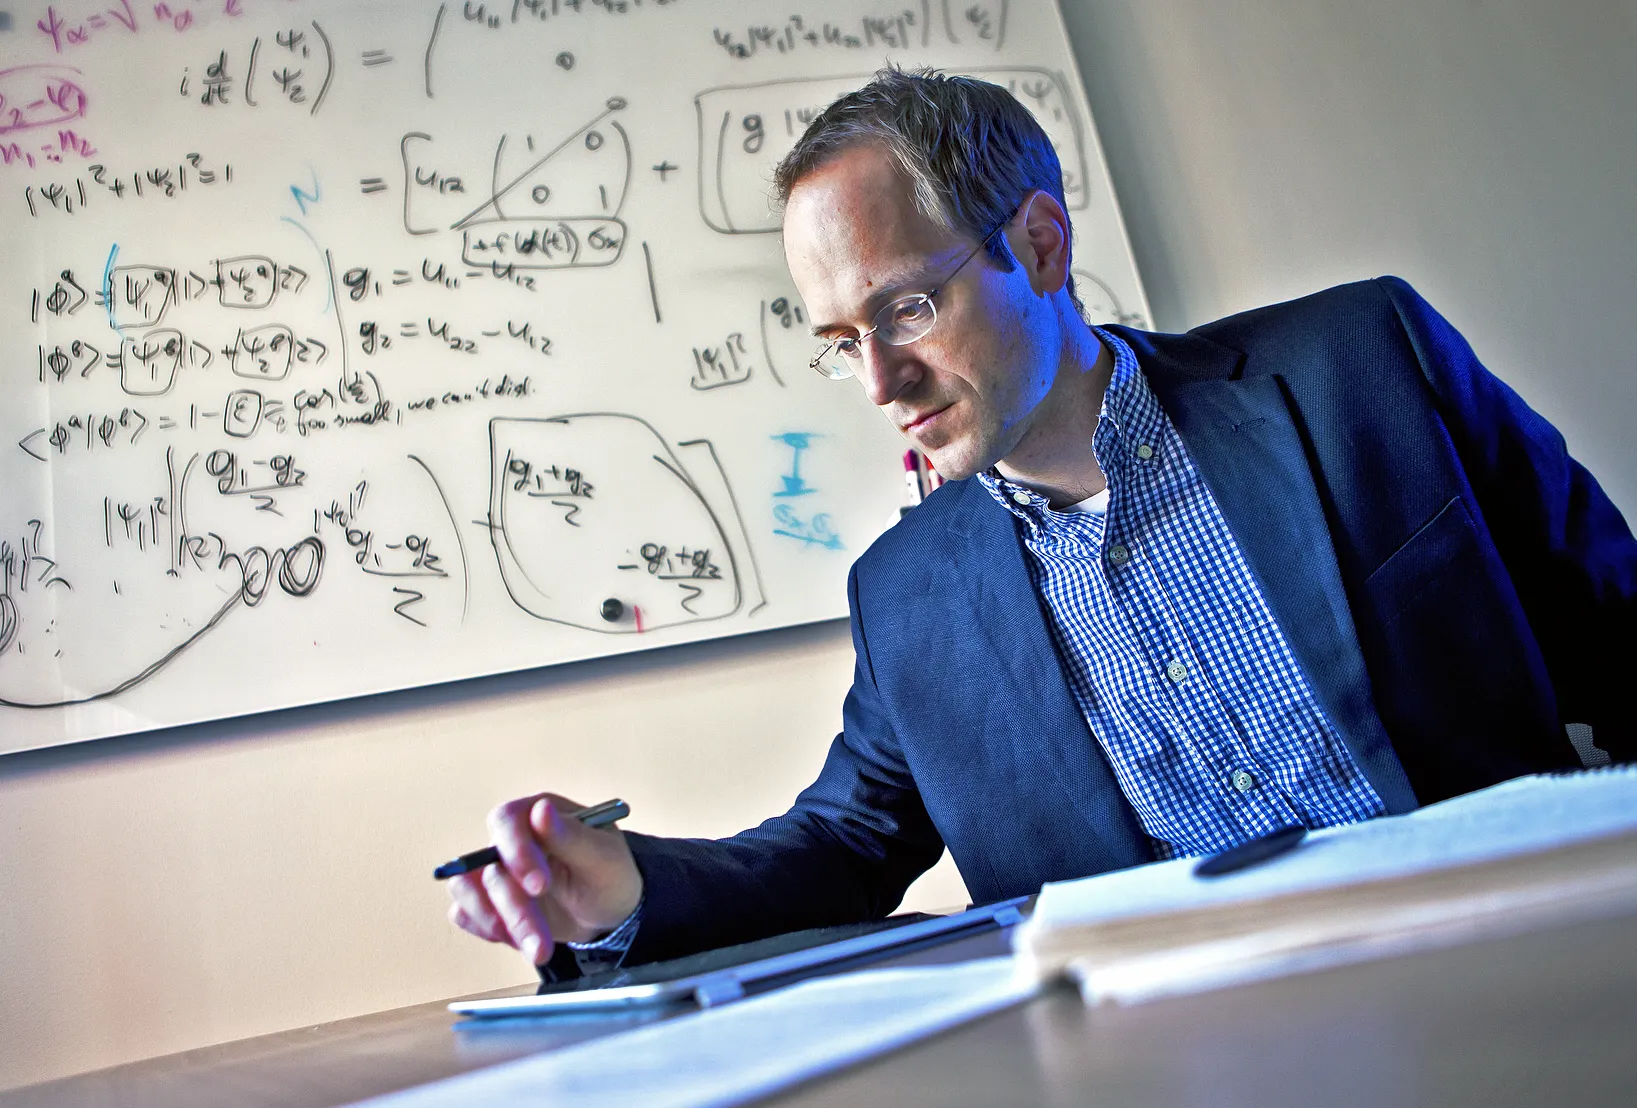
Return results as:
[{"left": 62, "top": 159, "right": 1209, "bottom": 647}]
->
[{"left": 432, "top": 799, "right": 630, "bottom": 880}]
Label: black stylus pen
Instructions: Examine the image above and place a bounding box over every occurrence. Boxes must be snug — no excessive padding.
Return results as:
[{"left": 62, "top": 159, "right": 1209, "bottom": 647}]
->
[
  {"left": 432, "top": 799, "right": 630, "bottom": 880},
  {"left": 1193, "top": 824, "right": 1307, "bottom": 878}
]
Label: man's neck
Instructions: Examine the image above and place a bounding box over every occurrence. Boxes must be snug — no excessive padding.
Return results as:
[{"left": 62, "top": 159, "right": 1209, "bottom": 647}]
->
[{"left": 993, "top": 325, "right": 1115, "bottom": 509}]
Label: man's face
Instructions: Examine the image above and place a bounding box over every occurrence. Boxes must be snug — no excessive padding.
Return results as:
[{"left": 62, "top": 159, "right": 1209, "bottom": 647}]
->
[{"left": 782, "top": 143, "right": 1060, "bottom": 480}]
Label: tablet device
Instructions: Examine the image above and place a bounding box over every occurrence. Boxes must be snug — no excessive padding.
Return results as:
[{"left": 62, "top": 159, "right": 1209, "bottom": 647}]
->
[{"left": 449, "top": 896, "right": 1029, "bottom": 1018}]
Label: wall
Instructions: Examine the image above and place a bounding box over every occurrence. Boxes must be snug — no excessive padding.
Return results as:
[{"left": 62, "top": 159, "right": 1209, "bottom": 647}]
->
[
  {"left": 0, "top": 621, "right": 952, "bottom": 1090},
  {"left": 4, "top": 0, "right": 1635, "bottom": 1091},
  {"left": 1061, "top": 0, "right": 1637, "bottom": 514}
]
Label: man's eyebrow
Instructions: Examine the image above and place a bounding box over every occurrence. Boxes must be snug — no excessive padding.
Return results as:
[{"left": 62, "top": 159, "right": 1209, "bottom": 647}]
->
[{"left": 808, "top": 265, "right": 939, "bottom": 337}]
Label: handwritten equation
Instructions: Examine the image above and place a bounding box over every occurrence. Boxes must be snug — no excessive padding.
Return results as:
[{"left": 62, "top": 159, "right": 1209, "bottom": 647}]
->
[
  {"left": 0, "top": 0, "right": 1145, "bottom": 751},
  {"left": 695, "top": 67, "right": 1087, "bottom": 234}
]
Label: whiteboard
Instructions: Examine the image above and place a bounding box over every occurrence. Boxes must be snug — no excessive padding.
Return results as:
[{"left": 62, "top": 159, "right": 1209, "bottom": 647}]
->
[{"left": 0, "top": 0, "right": 1148, "bottom": 754}]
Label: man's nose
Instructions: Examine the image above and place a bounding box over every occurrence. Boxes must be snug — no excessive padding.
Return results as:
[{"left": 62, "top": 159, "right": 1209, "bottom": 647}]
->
[{"left": 855, "top": 335, "right": 921, "bottom": 407}]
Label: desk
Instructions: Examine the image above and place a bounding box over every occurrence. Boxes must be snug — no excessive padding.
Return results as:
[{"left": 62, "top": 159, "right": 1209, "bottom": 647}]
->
[{"left": 7, "top": 911, "right": 1636, "bottom": 1108}]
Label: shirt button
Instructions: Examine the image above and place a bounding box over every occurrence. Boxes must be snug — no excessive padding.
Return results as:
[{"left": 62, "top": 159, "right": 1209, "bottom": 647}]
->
[
  {"left": 1135, "top": 443, "right": 1155, "bottom": 460},
  {"left": 1231, "top": 770, "right": 1258, "bottom": 793},
  {"left": 1011, "top": 491, "right": 1031, "bottom": 506},
  {"left": 1165, "top": 660, "right": 1187, "bottom": 684},
  {"left": 1108, "top": 543, "right": 1131, "bottom": 567}
]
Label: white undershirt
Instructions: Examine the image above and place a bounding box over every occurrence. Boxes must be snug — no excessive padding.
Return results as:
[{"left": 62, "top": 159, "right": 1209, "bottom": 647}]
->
[{"left": 1062, "top": 487, "right": 1111, "bottom": 516}]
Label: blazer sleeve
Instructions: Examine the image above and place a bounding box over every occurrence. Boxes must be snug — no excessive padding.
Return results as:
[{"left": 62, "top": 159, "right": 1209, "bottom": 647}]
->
[
  {"left": 1378, "top": 276, "right": 1637, "bottom": 762},
  {"left": 622, "top": 563, "right": 946, "bottom": 965}
]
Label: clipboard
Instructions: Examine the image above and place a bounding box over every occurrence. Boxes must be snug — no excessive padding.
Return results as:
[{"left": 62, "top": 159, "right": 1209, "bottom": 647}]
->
[{"left": 450, "top": 896, "right": 1029, "bottom": 1018}]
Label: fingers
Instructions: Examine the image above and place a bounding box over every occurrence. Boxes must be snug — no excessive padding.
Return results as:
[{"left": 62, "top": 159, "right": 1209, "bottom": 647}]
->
[
  {"left": 445, "top": 873, "right": 512, "bottom": 947},
  {"left": 449, "top": 790, "right": 640, "bottom": 954},
  {"left": 481, "top": 862, "right": 553, "bottom": 964},
  {"left": 445, "top": 864, "right": 554, "bottom": 964},
  {"left": 447, "top": 901, "right": 508, "bottom": 946},
  {"left": 531, "top": 794, "right": 645, "bottom": 934},
  {"left": 487, "top": 793, "right": 568, "bottom": 899}
]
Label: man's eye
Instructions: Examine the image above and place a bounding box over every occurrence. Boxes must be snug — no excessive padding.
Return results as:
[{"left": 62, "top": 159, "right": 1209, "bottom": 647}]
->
[
  {"left": 890, "top": 299, "right": 932, "bottom": 326},
  {"left": 835, "top": 338, "right": 862, "bottom": 358}
]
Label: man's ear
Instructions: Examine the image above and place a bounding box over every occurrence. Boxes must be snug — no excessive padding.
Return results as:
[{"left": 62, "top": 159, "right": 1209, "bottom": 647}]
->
[{"left": 1011, "top": 190, "right": 1072, "bottom": 296}]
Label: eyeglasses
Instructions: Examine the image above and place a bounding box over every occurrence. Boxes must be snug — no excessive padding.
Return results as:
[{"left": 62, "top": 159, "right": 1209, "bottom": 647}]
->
[{"left": 808, "top": 219, "right": 1009, "bottom": 380}]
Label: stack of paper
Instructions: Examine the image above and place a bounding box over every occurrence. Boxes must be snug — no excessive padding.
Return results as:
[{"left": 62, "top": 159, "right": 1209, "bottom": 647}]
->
[{"left": 1015, "top": 767, "right": 1637, "bottom": 1005}]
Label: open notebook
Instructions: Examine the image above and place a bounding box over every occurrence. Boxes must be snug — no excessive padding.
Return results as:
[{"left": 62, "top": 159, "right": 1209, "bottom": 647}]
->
[{"left": 1015, "top": 766, "right": 1637, "bottom": 1004}]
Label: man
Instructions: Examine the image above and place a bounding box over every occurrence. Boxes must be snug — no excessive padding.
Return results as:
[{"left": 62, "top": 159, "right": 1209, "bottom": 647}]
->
[{"left": 446, "top": 69, "right": 1637, "bottom": 974}]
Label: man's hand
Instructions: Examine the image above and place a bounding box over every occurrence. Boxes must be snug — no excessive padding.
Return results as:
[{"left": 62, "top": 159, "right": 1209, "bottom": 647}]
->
[{"left": 445, "top": 792, "right": 643, "bottom": 966}]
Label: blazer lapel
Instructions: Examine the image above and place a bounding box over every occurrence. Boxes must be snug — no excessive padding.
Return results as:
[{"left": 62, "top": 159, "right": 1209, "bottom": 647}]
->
[
  {"left": 941, "top": 482, "right": 1152, "bottom": 877},
  {"left": 1149, "top": 365, "right": 1418, "bottom": 814}
]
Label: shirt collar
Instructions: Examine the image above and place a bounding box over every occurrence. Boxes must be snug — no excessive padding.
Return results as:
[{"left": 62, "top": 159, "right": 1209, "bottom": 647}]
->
[{"left": 978, "top": 327, "right": 1156, "bottom": 526}]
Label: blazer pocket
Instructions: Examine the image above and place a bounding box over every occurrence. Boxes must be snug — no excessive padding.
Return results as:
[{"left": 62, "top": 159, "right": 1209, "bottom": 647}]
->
[{"left": 1363, "top": 496, "right": 1479, "bottom": 627}]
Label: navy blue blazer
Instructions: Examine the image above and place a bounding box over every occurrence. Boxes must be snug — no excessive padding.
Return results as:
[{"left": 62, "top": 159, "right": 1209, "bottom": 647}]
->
[{"left": 624, "top": 277, "right": 1637, "bottom": 965}]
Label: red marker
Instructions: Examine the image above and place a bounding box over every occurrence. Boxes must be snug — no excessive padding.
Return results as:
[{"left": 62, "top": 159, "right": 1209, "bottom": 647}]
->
[
  {"left": 920, "top": 454, "right": 942, "bottom": 495},
  {"left": 902, "top": 450, "right": 924, "bottom": 509}
]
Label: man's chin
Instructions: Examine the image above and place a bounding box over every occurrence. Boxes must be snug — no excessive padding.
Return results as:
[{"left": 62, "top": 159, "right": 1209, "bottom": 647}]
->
[
  {"left": 915, "top": 441, "right": 987, "bottom": 483},
  {"left": 903, "top": 415, "right": 996, "bottom": 481}
]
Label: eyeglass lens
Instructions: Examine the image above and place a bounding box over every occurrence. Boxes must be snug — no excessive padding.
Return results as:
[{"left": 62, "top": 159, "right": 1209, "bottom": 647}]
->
[{"left": 810, "top": 220, "right": 1004, "bottom": 380}]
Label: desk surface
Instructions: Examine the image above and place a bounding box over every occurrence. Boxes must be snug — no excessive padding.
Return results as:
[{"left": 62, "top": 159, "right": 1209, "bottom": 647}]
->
[{"left": 8, "top": 911, "right": 1636, "bottom": 1108}]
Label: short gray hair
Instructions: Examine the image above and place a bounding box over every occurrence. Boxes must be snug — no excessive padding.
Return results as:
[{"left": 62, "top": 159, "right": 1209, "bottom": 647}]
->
[{"left": 774, "top": 66, "right": 1080, "bottom": 307}]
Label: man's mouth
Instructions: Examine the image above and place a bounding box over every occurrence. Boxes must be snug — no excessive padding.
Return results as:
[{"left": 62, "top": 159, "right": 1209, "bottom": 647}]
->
[{"left": 903, "top": 404, "right": 952, "bottom": 433}]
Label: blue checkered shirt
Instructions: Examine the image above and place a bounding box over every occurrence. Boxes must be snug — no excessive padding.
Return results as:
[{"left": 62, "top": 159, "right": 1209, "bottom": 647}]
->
[{"left": 978, "top": 329, "right": 1386, "bottom": 859}]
